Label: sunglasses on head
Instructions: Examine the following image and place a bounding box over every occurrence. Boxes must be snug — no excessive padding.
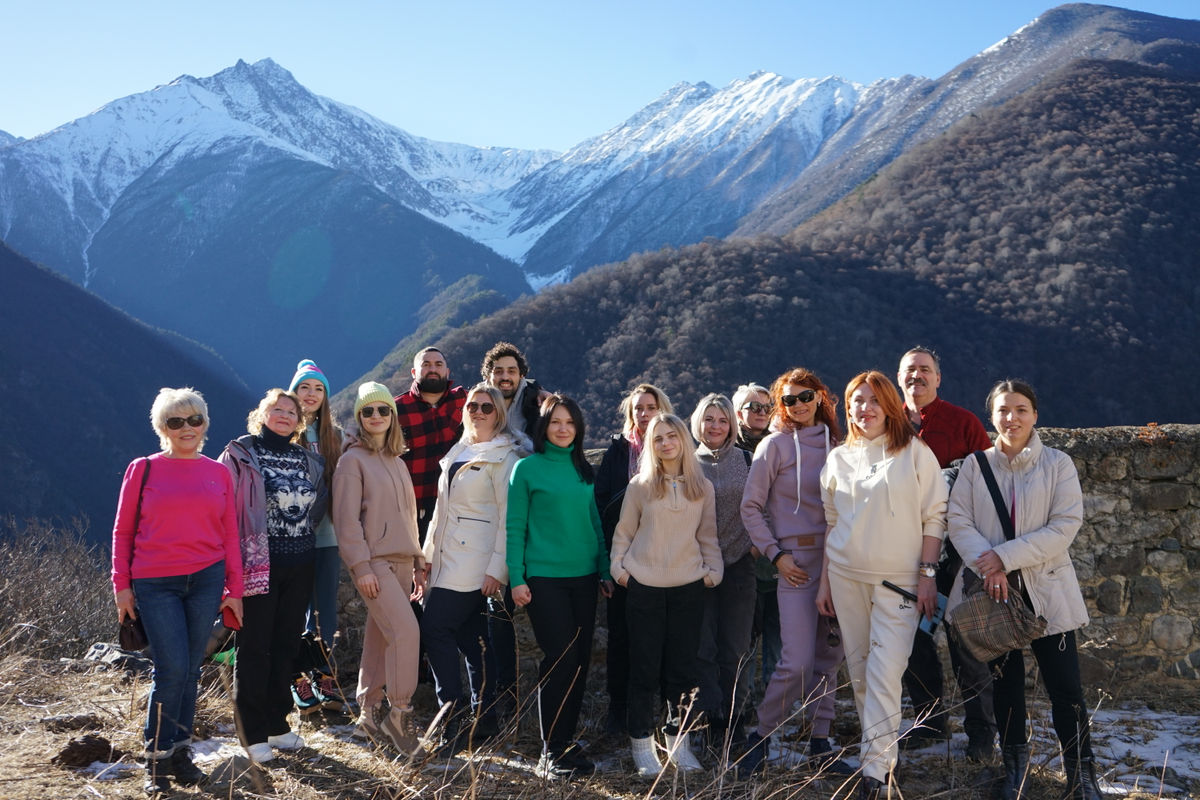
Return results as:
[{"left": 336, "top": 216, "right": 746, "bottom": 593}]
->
[
  {"left": 466, "top": 402, "right": 496, "bottom": 415},
  {"left": 166, "top": 414, "right": 205, "bottom": 430},
  {"left": 781, "top": 390, "right": 817, "bottom": 406},
  {"left": 742, "top": 401, "right": 771, "bottom": 415},
  {"left": 360, "top": 406, "right": 392, "bottom": 418}
]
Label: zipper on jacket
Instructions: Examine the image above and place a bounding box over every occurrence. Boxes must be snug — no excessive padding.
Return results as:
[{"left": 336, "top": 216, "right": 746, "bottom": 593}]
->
[{"left": 457, "top": 515, "right": 491, "bottom": 524}]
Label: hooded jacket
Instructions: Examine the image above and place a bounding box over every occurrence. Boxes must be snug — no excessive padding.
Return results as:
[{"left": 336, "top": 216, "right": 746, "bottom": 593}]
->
[
  {"left": 333, "top": 438, "right": 423, "bottom": 581},
  {"left": 820, "top": 434, "right": 946, "bottom": 584},
  {"left": 424, "top": 432, "right": 527, "bottom": 591},
  {"left": 219, "top": 434, "right": 326, "bottom": 596},
  {"left": 947, "top": 431, "right": 1087, "bottom": 636}
]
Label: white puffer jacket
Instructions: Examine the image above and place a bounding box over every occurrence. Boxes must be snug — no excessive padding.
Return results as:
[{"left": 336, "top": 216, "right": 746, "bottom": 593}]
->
[
  {"left": 423, "top": 434, "right": 524, "bottom": 592},
  {"left": 947, "top": 431, "right": 1088, "bottom": 636}
]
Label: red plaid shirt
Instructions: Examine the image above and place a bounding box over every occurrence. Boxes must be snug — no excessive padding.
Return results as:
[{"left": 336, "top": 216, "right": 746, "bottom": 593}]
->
[{"left": 393, "top": 382, "right": 467, "bottom": 505}]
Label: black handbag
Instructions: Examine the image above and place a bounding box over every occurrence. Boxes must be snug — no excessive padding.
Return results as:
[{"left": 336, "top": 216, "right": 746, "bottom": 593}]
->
[
  {"left": 117, "top": 458, "right": 152, "bottom": 652},
  {"left": 947, "top": 452, "right": 1047, "bottom": 662}
]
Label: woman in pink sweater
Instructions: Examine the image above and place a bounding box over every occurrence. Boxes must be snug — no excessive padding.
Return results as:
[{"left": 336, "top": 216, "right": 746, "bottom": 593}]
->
[
  {"left": 111, "top": 387, "right": 243, "bottom": 794},
  {"left": 333, "top": 382, "right": 426, "bottom": 756},
  {"left": 611, "top": 413, "right": 721, "bottom": 777}
]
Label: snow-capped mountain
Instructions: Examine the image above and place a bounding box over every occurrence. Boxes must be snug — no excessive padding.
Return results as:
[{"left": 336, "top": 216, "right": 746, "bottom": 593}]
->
[
  {"left": 738, "top": 2, "right": 1200, "bottom": 235},
  {"left": 3, "top": 3, "right": 1198, "bottom": 385},
  {"left": 0, "top": 130, "right": 17, "bottom": 148}
]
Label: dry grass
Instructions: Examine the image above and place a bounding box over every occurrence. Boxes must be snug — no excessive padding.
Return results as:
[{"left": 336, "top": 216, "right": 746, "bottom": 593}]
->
[{"left": 0, "top": 520, "right": 1191, "bottom": 799}]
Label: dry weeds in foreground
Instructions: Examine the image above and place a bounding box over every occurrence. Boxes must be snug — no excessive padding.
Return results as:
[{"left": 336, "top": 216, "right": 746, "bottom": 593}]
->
[{"left": 0, "top": 520, "right": 1194, "bottom": 799}]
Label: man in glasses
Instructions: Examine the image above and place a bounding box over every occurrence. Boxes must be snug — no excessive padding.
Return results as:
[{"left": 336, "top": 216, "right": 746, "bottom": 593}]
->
[
  {"left": 896, "top": 346, "right": 996, "bottom": 762},
  {"left": 480, "top": 341, "right": 551, "bottom": 438},
  {"left": 393, "top": 346, "right": 467, "bottom": 543},
  {"left": 479, "top": 341, "right": 550, "bottom": 710}
]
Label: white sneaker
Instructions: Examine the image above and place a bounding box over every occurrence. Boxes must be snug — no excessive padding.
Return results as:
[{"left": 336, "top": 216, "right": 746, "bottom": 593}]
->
[
  {"left": 267, "top": 731, "right": 305, "bottom": 750},
  {"left": 664, "top": 733, "right": 704, "bottom": 772},
  {"left": 630, "top": 735, "right": 662, "bottom": 777},
  {"left": 245, "top": 742, "right": 274, "bottom": 763}
]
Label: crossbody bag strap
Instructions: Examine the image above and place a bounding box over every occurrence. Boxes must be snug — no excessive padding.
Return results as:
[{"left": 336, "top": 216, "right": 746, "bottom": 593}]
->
[{"left": 973, "top": 450, "right": 1014, "bottom": 541}]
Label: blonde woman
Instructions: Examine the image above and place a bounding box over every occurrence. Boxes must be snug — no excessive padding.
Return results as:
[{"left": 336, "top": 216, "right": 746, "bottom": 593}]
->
[
  {"left": 220, "top": 389, "right": 326, "bottom": 764},
  {"left": 816, "top": 372, "right": 947, "bottom": 799},
  {"left": 333, "top": 382, "right": 426, "bottom": 755},
  {"left": 611, "top": 413, "right": 722, "bottom": 776},
  {"left": 422, "top": 384, "right": 529, "bottom": 756},
  {"left": 594, "top": 383, "right": 673, "bottom": 734},
  {"left": 112, "top": 388, "right": 242, "bottom": 793}
]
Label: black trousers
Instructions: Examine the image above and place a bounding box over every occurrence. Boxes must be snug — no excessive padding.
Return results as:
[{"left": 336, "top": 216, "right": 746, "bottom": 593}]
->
[
  {"left": 625, "top": 578, "right": 706, "bottom": 738},
  {"left": 524, "top": 574, "right": 598, "bottom": 754},
  {"left": 486, "top": 585, "right": 518, "bottom": 695},
  {"left": 903, "top": 558, "right": 996, "bottom": 738},
  {"left": 236, "top": 559, "right": 314, "bottom": 745},
  {"left": 422, "top": 587, "right": 497, "bottom": 716},
  {"left": 992, "top": 629, "right": 1092, "bottom": 757},
  {"left": 605, "top": 582, "right": 630, "bottom": 712}
]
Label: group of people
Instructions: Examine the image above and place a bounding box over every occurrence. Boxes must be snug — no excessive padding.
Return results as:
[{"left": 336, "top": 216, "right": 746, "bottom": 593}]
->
[{"left": 111, "top": 342, "right": 1104, "bottom": 800}]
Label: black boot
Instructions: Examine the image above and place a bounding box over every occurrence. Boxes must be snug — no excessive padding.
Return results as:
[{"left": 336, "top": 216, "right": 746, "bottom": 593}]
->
[
  {"left": 859, "top": 776, "right": 884, "bottom": 800},
  {"left": 1061, "top": 754, "right": 1103, "bottom": 800},
  {"left": 997, "top": 744, "right": 1030, "bottom": 800},
  {"left": 143, "top": 755, "right": 171, "bottom": 795},
  {"left": 170, "top": 745, "right": 206, "bottom": 785},
  {"left": 736, "top": 731, "right": 769, "bottom": 778}
]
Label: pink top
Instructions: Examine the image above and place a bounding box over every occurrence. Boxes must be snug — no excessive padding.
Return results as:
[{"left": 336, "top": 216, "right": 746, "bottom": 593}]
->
[{"left": 111, "top": 453, "right": 244, "bottom": 597}]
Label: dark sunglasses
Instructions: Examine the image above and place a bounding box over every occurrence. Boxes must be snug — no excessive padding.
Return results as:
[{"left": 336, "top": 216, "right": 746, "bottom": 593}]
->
[
  {"left": 741, "top": 401, "right": 771, "bottom": 415},
  {"left": 360, "top": 406, "right": 392, "bottom": 418},
  {"left": 466, "top": 402, "right": 496, "bottom": 415},
  {"left": 166, "top": 414, "right": 205, "bottom": 430},
  {"left": 781, "top": 390, "right": 817, "bottom": 406}
]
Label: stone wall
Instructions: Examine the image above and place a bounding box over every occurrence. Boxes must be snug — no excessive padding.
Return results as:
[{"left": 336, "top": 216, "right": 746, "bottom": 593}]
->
[{"left": 1039, "top": 424, "right": 1200, "bottom": 681}]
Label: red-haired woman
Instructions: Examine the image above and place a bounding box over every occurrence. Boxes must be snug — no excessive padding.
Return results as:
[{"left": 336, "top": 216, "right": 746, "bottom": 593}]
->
[
  {"left": 816, "top": 372, "right": 947, "bottom": 799},
  {"left": 738, "top": 368, "right": 846, "bottom": 776}
]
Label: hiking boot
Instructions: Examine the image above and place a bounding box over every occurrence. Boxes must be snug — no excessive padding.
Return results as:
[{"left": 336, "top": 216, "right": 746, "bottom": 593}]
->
[
  {"left": 556, "top": 744, "right": 595, "bottom": 775},
  {"left": 967, "top": 731, "right": 998, "bottom": 763},
  {"left": 352, "top": 705, "right": 383, "bottom": 740},
  {"left": 898, "top": 724, "right": 950, "bottom": 750},
  {"left": 737, "top": 730, "right": 769, "bottom": 778},
  {"left": 859, "top": 775, "right": 885, "bottom": 800},
  {"left": 143, "top": 756, "right": 171, "bottom": 795},
  {"left": 312, "top": 671, "right": 349, "bottom": 713},
  {"left": 808, "top": 736, "right": 853, "bottom": 776},
  {"left": 169, "top": 745, "right": 205, "bottom": 785},
  {"left": 291, "top": 675, "right": 322, "bottom": 715},
  {"left": 380, "top": 706, "right": 422, "bottom": 756}
]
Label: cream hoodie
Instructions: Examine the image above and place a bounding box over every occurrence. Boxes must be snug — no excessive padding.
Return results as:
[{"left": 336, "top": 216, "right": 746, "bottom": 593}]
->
[{"left": 820, "top": 434, "right": 947, "bottom": 583}]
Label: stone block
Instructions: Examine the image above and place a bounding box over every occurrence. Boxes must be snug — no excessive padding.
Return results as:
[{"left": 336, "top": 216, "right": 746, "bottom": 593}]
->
[
  {"left": 1180, "top": 510, "right": 1200, "bottom": 549},
  {"left": 1095, "top": 579, "right": 1124, "bottom": 615},
  {"left": 1147, "top": 550, "right": 1187, "bottom": 574},
  {"left": 1150, "top": 615, "right": 1195, "bottom": 653},
  {"left": 1168, "top": 577, "right": 1200, "bottom": 611},
  {"left": 1091, "top": 454, "right": 1127, "bottom": 482},
  {"left": 1159, "top": 537, "right": 1182, "bottom": 552},
  {"left": 1166, "top": 650, "right": 1200, "bottom": 680},
  {"left": 1078, "top": 651, "right": 1113, "bottom": 685},
  {"left": 1128, "top": 575, "right": 1164, "bottom": 613},
  {"left": 1133, "top": 483, "right": 1193, "bottom": 512},
  {"left": 1097, "top": 546, "right": 1145, "bottom": 578},
  {"left": 1083, "top": 493, "right": 1120, "bottom": 518},
  {"left": 1116, "top": 654, "right": 1161, "bottom": 678},
  {"left": 1133, "top": 446, "right": 1193, "bottom": 479}
]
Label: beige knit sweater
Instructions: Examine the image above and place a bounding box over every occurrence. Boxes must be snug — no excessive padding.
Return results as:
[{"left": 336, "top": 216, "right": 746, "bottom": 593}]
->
[{"left": 610, "top": 475, "right": 723, "bottom": 588}]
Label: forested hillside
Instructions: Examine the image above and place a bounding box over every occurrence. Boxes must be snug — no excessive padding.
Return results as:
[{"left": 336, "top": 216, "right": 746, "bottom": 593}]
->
[{"left": 351, "top": 58, "right": 1200, "bottom": 440}]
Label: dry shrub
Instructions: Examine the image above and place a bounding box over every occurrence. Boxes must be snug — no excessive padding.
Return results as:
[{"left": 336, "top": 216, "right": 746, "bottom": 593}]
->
[{"left": 0, "top": 517, "right": 113, "bottom": 659}]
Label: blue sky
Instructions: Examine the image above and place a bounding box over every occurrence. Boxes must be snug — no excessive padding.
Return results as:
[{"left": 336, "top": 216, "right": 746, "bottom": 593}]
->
[{"left": 3, "top": 1, "right": 1197, "bottom": 151}]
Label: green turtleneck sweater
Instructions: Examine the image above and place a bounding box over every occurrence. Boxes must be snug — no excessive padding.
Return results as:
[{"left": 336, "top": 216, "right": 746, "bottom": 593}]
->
[{"left": 506, "top": 441, "right": 609, "bottom": 587}]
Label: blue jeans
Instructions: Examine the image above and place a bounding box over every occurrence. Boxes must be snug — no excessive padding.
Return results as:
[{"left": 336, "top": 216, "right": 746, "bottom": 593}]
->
[
  {"left": 133, "top": 560, "right": 226, "bottom": 754},
  {"left": 305, "top": 545, "right": 340, "bottom": 650}
]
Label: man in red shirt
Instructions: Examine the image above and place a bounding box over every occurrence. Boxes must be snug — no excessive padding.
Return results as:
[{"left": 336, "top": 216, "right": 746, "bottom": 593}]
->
[
  {"left": 897, "top": 346, "right": 997, "bottom": 762},
  {"left": 392, "top": 346, "right": 467, "bottom": 542}
]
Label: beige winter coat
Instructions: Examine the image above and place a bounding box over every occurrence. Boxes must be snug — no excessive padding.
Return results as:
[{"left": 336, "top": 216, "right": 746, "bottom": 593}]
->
[
  {"left": 423, "top": 435, "right": 523, "bottom": 591},
  {"left": 947, "top": 431, "right": 1088, "bottom": 636}
]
